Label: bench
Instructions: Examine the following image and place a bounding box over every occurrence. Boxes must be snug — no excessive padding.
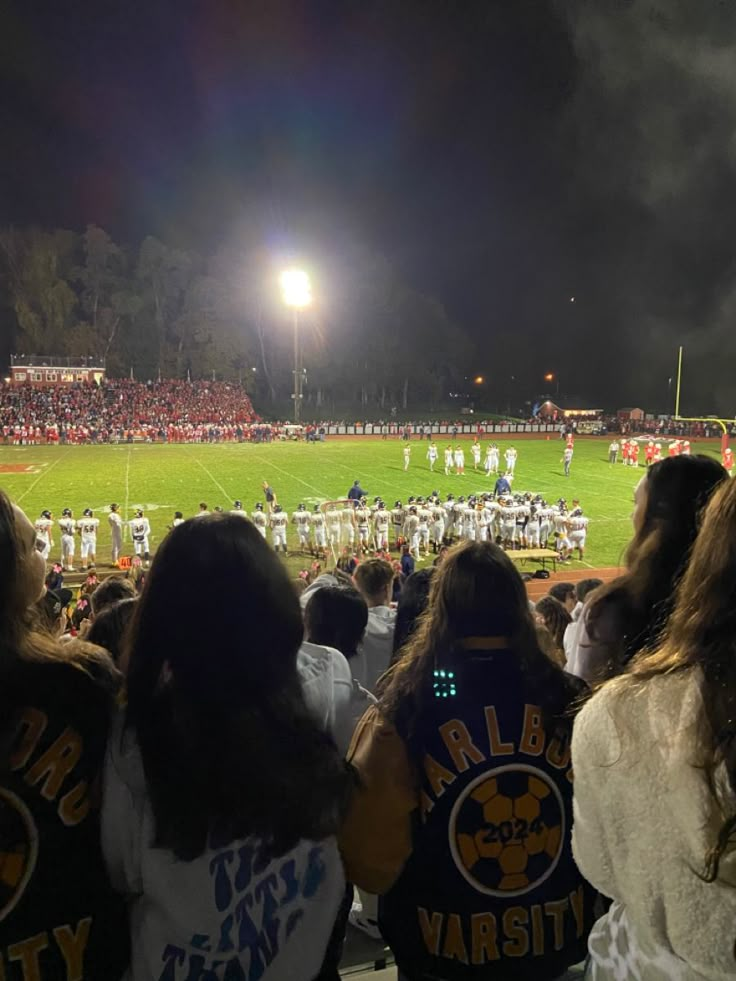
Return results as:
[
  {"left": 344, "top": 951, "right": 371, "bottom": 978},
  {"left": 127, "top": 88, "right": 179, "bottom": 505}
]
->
[{"left": 506, "top": 548, "right": 557, "bottom": 574}]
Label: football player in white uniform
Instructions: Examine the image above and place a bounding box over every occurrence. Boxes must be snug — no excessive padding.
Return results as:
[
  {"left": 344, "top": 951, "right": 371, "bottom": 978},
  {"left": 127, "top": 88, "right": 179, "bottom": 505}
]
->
[
  {"left": 471, "top": 440, "right": 481, "bottom": 471},
  {"left": 430, "top": 497, "right": 445, "bottom": 551},
  {"left": 403, "top": 506, "right": 420, "bottom": 559},
  {"left": 553, "top": 506, "right": 571, "bottom": 561},
  {"left": 326, "top": 508, "right": 342, "bottom": 548},
  {"left": 77, "top": 508, "right": 100, "bottom": 570},
  {"left": 291, "top": 503, "right": 311, "bottom": 551},
  {"left": 417, "top": 499, "right": 432, "bottom": 554},
  {"left": 109, "top": 503, "right": 123, "bottom": 566},
  {"left": 58, "top": 508, "right": 76, "bottom": 571},
  {"left": 270, "top": 504, "right": 289, "bottom": 552},
  {"left": 251, "top": 502, "right": 268, "bottom": 538},
  {"left": 427, "top": 442, "right": 438, "bottom": 471},
  {"left": 568, "top": 507, "right": 589, "bottom": 560},
  {"left": 373, "top": 502, "right": 391, "bottom": 552},
  {"left": 403, "top": 445, "right": 411, "bottom": 471},
  {"left": 453, "top": 497, "right": 468, "bottom": 539},
  {"left": 34, "top": 510, "right": 53, "bottom": 562},
  {"left": 444, "top": 445, "right": 454, "bottom": 475},
  {"left": 354, "top": 499, "right": 372, "bottom": 551},
  {"left": 505, "top": 446, "right": 518, "bottom": 474},
  {"left": 340, "top": 505, "right": 356, "bottom": 547},
  {"left": 498, "top": 499, "right": 517, "bottom": 549},
  {"left": 311, "top": 505, "right": 327, "bottom": 557},
  {"left": 454, "top": 446, "right": 465, "bottom": 475},
  {"left": 231, "top": 500, "right": 249, "bottom": 517},
  {"left": 129, "top": 509, "right": 152, "bottom": 566},
  {"left": 526, "top": 505, "right": 542, "bottom": 548},
  {"left": 391, "top": 500, "right": 405, "bottom": 548}
]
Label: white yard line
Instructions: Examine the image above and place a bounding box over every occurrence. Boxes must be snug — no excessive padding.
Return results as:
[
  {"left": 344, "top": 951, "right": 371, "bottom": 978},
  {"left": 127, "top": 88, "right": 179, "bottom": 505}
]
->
[
  {"left": 250, "top": 454, "right": 331, "bottom": 498},
  {"left": 185, "top": 449, "right": 233, "bottom": 503},
  {"left": 16, "top": 454, "right": 66, "bottom": 505}
]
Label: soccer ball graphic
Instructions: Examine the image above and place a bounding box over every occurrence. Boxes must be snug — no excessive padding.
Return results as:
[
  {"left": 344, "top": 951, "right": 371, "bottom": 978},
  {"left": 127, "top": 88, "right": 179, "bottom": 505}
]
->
[{"left": 450, "top": 764, "right": 565, "bottom": 898}]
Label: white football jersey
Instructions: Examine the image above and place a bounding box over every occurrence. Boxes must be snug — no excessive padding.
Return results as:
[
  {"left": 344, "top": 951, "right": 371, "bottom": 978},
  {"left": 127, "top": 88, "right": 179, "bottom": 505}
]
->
[
  {"left": 311, "top": 512, "right": 326, "bottom": 529},
  {"left": 78, "top": 517, "right": 100, "bottom": 537},
  {"left": 58, "top": 517, "right": 75, "bottom": 536},
  {"left": 35, "top": 518, "right": 53, "bottom": 539},
  {"left": 271, "top": 512, "right": 288, "bottom": 530},
  {"left": 293, "top": 511, "right": 311, "bottom": 528},
  {"left": 354, "top": 507, "right": 371, "bottom": 527},
  {"left": 251, "top": 511, "right": 267, "bottom": 528},
  {"left": 130, "top": 518, "right": 151, "bottom": 540},
  {"left": 109, "top": 512, "right": 123, "bottom": 529},
  {"left": 374, "top": 511, "right": 390, "bottom": 532},
  {"left": 569, "top": 515, "right": 589, "bottom": 533}
]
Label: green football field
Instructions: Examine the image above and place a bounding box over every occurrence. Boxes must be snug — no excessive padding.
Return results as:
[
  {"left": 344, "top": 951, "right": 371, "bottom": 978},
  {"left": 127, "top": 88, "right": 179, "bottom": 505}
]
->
[{"left": 0, "top": 437, "right": 722, "bottom": 573}]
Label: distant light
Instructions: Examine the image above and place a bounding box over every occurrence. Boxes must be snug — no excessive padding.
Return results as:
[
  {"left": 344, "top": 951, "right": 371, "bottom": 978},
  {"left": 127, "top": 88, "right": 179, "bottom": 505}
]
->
[
  {"left": 544, "top": 373, "right": 554, "bottom": 382},
  {"left": 280, "top": 269, "right": 312, "bottom": 309},
  {"left": 251, "top": 367, "right": 257, "bottom": 372},
  {"left": 3, "top": 377, "right": 9, "bottom": 383},
  {"left": 474, "top": 376, "right": 484, "bottom": 384},
  {"left": 570, "top": 296, "right": 576, "bottom": 302}
]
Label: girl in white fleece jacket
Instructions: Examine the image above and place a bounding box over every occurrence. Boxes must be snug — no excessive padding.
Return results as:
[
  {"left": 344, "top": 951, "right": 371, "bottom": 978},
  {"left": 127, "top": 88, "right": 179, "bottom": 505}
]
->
[{"left": 572, "top": 475, "right": 736, "bottom": 980}]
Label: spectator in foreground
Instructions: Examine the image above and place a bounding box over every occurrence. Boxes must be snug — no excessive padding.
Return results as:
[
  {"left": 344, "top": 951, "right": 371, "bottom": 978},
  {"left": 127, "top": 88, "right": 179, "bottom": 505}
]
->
[
  {"left": 352, "top": 559, "right": 397, "bottom": 691},
  {"left": 534, "top": 595, "right": 572, "bottom": 664},
  {"left": 572, "top": 474, "right": 736, "bottom": 978},
  {"left": 102, "top": 514, "right": 351, "bottom": 980},
  {"left": 0, "top": 489, "right": 127, "bottom": 976},
  {"left": 562, "top": 578, "right": 602, "bottom": 660},
  {"left": 568, "top": 455, "right": 728, "bottom": 685},
  {"left": 547, "top": 581, "right": 576, "bottom": 614},
  {"left": 87, "top": 597, "right": 137, "bottom": 665},
  {"left": 340, "top": 541, "right": 595, "bottom": 980},
  {"left": 391, "top": 568, "right": 434, "bottom": 661},
  {"left": 90, "top": 573, "right": 136, "bottom": 617}
]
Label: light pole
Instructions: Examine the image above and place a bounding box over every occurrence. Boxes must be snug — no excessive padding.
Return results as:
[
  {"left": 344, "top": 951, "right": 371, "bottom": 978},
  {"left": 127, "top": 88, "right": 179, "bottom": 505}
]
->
[{"left": 279, "top": 269, "right": 312, "bottom": 424}]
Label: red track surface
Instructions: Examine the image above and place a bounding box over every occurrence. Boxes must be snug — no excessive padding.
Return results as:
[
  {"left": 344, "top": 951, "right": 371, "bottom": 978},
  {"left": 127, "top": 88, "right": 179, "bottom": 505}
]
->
[{"left": 526, "top": 565, "right": 622, "bottom": 601}]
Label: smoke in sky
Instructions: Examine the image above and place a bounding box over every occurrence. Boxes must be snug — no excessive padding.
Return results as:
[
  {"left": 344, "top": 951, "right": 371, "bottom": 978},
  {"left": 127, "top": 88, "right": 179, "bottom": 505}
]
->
[{"left": 562, "top": 0, "right": 736, "bottom": 415}]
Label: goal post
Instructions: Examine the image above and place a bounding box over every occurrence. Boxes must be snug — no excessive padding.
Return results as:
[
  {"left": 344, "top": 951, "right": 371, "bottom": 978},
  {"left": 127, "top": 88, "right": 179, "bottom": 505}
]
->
[{"left": 673, "top": 345, "right": 733, "bottom": 454}]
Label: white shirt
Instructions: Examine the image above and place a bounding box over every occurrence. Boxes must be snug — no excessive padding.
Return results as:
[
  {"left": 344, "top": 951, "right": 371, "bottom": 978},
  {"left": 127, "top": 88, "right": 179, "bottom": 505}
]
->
[
  {"left": 102, "top": 714, "right": 345, "bottom": 981},
  {"left": 298, "top": 641, "right": 375, "bottom": 756},
  {"left": 351, "top": 606, "right": 397, "bottom": 693},
  {"left": 572, "top": 671, "right": 736, "bottom": 979}
]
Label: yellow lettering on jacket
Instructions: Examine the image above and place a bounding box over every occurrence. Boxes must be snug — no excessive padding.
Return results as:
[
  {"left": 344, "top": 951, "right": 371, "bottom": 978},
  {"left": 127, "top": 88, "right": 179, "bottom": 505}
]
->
[
  {"left": 423, "top": 753, "right": 456, "bottom": 799},
  {"left": 502, "top": 907, "right": 529, "bottom": 957},
  {"left": 25, "top": 728, "right": 82, "bottom": 801},
  {"left": 439, "top": 720, "right": 485, "bottom": 773},
  {"left": 442, "top": 913, "right": 468, "bottom": 963},
  {"left": 10, "top": 709, "right": 47, "bottom": 771},
  {"left": 471, "top": 913, "right": 499, "bottom": 964},
  {"left": 519, "top": 705, "right": 544, "bottom": 756},
  {"left": 53, "top": 918, "right": 91, "bottom": 981},
  {"left": 418, "top": 907, "right": 442, "bottom": 955},
  {"left": 484, "top": 707, "right": 513, "bottom": 756},
  {"left": 544, "top": 898, "right": 569, "bottom": 950},
  {"left": 8, "top": 933, "right": 47, "bottom": 981}
]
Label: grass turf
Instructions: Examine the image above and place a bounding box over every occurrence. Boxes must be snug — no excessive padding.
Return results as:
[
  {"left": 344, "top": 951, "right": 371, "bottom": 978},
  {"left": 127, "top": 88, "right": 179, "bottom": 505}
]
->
[{"left": 0, "top": 437, "right": 721, "bottom": 575}]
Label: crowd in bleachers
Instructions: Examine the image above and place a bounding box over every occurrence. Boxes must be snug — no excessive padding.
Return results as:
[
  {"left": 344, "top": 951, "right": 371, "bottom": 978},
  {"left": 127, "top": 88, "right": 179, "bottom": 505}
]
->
[
  {"left": 0, "top": 379, "right": 257, "bottom": 443},
  {"left": 2, "top": 451, "right": 736, "bottom": 979}
]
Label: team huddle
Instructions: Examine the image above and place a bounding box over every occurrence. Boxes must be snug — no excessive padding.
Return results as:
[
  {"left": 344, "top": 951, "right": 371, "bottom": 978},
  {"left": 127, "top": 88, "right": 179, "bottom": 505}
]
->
[{"left": 242, "top": 492, "right": 589, "bottom": 563}]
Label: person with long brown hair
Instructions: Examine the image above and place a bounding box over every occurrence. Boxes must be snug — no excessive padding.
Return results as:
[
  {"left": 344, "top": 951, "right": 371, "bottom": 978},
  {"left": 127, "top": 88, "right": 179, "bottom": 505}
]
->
[
  {"left": 102, "top": 513, "right": 351, "bottom": 980},
  {"left": 340, "top": 540, "right": 594, "bottom": 981},
  {"left": 0, "top": 489, "right": 127, "bottom": 976},
  {"left": 567, "top": 454, "right": 728, "bottom": 684},
  {"left": 572, "top": 473, "right": 736, "bottom": 979}
]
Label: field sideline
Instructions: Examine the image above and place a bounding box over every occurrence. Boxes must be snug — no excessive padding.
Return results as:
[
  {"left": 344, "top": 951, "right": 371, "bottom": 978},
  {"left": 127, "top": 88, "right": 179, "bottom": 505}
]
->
[{"left": 0, "top": 437, "right": 722, "bottom": 572}]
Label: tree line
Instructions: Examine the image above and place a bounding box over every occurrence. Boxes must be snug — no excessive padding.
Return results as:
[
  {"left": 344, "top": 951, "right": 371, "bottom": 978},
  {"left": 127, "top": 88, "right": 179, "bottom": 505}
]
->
[{"left": 0, "top": 225, "right": 475, "bottom": 412}]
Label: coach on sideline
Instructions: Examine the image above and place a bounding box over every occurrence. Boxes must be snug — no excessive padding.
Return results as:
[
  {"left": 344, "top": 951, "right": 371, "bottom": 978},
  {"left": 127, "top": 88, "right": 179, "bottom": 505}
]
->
[
  {"left": 347, "top": 480, "right": 367, "bottom": 501},
  {"left": 262, "top": 480, "right": 277, "bottom": 512}
]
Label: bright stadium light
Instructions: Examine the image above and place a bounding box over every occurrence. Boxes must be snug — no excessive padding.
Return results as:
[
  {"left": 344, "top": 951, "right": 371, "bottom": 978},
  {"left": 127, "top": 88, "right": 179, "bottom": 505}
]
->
[
  {"left": 544, "top": 373, "right": 554, "bottom": 382},
  {"left": 280, "top": 268, "right": 312, "bottom": 309},
  {"left": 280, "top": 268, "right": 312, "bottom": 423},
  {"left": 474, "top": 376, "right": 484, "bottom": 384}
]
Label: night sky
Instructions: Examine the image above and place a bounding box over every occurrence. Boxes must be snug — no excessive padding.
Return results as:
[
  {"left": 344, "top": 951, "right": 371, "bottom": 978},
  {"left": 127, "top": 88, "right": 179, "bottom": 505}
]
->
[{"left": 2, "top": 0, "right": 736, "bottom": 414}]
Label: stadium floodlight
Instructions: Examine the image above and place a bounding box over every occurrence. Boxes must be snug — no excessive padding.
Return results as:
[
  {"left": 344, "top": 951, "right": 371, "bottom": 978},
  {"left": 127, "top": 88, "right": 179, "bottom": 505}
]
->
[
  {"left": 280, "top": 269, "right": 312, "bottom": 309},
  {"left": 280, "top": 269, "right": 312, "bottom": 423},
  {"left": 544, "top": 373, "right": 554, "bottom": 382}
]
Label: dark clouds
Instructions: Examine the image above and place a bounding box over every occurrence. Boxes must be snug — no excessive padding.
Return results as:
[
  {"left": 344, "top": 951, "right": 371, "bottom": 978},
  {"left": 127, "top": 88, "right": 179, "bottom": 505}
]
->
[
  {"left": 561, "top": 0, "right": 736, "bottom": 414},
  {"left": 2, "top": 1, "right": 736, "bottom": 413}
]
